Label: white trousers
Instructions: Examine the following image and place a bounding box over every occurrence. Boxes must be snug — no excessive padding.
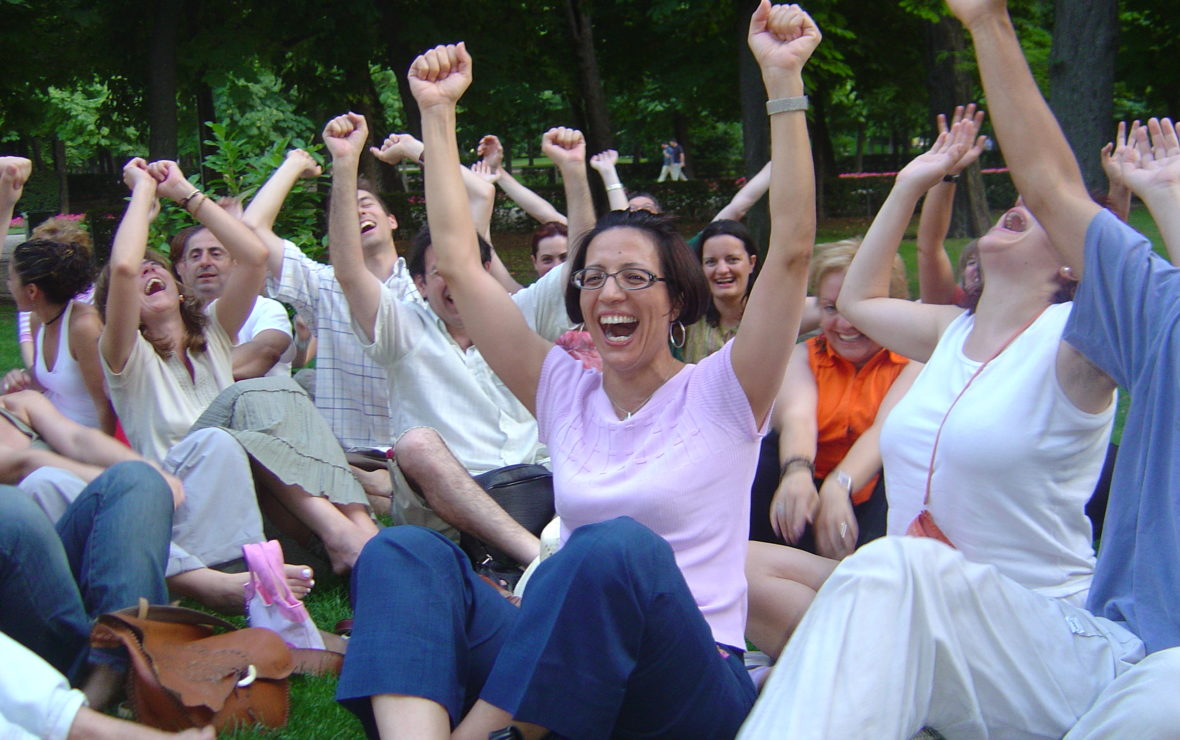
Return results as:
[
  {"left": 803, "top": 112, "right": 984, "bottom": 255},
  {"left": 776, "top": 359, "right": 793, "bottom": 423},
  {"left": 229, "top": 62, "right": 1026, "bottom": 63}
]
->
[
  {"left": 0, "top": 632, "right": 84, "bottom": 740},
  {"left": 163, "top": 427, "right": 264, "bottom": 576},
  {"left": 18, "top": 467, "right": 87, "bottom": 524},
  {"left": 738, "top": 537, "right": 1180, "bottom": 739}
]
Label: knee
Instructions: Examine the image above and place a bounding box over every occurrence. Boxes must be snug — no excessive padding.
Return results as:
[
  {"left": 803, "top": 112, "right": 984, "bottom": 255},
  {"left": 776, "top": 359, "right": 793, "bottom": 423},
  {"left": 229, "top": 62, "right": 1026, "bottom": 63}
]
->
[
  {"left": 393, "top": 427, "right": 448, "bottom": 479},
  {"left": 356, "top": 525, "right": 464, "bottom": 573},
  {"left": 825, "top": 536, "right": 955, "bottom": 597},
  {"left": 563, "top": 516, "right": 675, "bottom": 573},
  {"left": 97, "top": 462, "right": 172, "bottom": 514},
  {"left": 1115, "top": 649, "right": 1180, "bottom": 721}
]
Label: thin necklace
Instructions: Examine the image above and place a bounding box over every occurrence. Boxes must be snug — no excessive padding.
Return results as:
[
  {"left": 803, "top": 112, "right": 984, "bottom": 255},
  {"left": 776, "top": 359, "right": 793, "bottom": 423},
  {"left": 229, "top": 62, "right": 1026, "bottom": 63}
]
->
[
  {"left": 607, "top": 370, "right": 673, "bottom": 420},
  {"left": 43, "top": 303, "right": 68, "bottom": 326}
]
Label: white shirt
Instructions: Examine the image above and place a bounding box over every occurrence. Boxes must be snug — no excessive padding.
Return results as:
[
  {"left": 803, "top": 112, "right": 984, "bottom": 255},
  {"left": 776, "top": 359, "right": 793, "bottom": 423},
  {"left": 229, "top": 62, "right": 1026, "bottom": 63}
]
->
[
  {"left": 356, "top": 264, "right": 573, "bottom": 475},
  {"left": 267, "top": 239, "right": 418, "bottom": 449},
  {"left": 0, "top": 632, "right": 86, "bottom": 739},
  {"left": 880, "top": 302, "right": 1114, "bottom": 603},
  {"left": 238, "top": 296, "right": 295, "bottom": 378},
  {"left": 102, "top": 304, "right": 234, "bottom": 463}
]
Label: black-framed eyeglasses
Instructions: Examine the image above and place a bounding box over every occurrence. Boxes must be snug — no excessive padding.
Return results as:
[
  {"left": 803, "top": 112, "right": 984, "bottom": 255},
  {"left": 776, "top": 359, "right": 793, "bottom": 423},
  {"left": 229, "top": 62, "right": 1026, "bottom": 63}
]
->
[{"left": 572, "top": 267, "right": 667, "bottom": 291}]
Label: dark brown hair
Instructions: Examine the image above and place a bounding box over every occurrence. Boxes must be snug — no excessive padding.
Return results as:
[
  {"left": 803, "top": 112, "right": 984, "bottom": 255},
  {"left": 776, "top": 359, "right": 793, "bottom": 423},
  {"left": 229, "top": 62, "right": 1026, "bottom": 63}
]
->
[
  {"left": 563, "top": 209, "right": 710, "bottom": 326},
  {"left": 12, "top": 238, "right": 94, "bottom": 304},
  {"left": 93, "top": 249, "right": 208, "bottom": 359}
]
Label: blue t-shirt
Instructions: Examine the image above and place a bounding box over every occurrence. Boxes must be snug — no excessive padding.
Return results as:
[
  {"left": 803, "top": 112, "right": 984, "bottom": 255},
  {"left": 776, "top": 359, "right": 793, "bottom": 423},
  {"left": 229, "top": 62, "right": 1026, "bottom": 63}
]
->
[{"left": 1064, "top": 208, "right": 1180, "bottom": 653}]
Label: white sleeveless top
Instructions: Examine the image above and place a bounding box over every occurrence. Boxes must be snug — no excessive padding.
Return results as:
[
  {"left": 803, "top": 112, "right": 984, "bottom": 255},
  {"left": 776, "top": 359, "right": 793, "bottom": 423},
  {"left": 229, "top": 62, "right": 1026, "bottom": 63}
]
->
[
  {"left": 879, "top": 302, "right": 1114, "bottom": 604},
  {"left": 35, "top": 301, "right": 100, "bottom": 428}
]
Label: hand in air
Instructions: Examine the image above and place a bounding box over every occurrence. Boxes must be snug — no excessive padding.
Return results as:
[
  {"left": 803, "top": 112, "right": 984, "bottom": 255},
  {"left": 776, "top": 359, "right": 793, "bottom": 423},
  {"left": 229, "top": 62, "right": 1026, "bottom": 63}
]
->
[
  {"left": 0, "top": 156, "right": 32, "bottom": 207},
  {"left": 589, "top": 149, "right": 619, "bottom": 173},
  {"left": 939, "top": 104, "right": 988, "bottom": 175},
  {"left": 470, "top": 159, "right": 501, "bottom": 184},
  {"left": 286, "top": 148, "right": 323, "bottom": 179},
  {"left": 1121, "top": 117, "right": 1180, "bottom": 196},
  {"left": 121, "top": 157, "right": 157, "bottom": 194},
  {"left": 408, "top": 43, "right": 473, "bottom": 110},
  {"left": 895, "top": 119, "right": 974, "bottom": 191},
  {"left": 477, "top": 135, "right": 504, "bottom": 171},
  {"left": 146, "top": 160, "right": 192, "bottom": 202},
  {"left": 943, "top": 0, "right": 1007, "bottom": 29},
  {"left": 748, "top": 2, "right": 822, "bottom": 75},
  {"left": 323, "top": 113, "right": 369, "bottom": 162},
  {"left": 1100, "top": 120, "right": 1138, "bottom": 190},
  {"left": 370, "top": 133, "right": 423, "bottom": 166},
  {"left": 541, "top": 127, "right": 586, "bottom": 169}
]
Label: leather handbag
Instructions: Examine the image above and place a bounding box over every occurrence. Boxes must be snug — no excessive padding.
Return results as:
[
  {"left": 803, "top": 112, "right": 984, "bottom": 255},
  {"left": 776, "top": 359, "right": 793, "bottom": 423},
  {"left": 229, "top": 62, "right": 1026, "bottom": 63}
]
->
[
  {"left": 462, "top": 463, "right": 555, "bottom": 590},
  {"left": 90, "top": 603, "right": 296, "bottom": 732}
]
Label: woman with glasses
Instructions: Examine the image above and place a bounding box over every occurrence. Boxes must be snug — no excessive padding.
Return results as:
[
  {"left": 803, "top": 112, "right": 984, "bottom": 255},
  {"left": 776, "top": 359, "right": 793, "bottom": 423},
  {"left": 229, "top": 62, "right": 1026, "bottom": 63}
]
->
[{"left": 336, "top": 4, "right": 820, "bottom": 738}]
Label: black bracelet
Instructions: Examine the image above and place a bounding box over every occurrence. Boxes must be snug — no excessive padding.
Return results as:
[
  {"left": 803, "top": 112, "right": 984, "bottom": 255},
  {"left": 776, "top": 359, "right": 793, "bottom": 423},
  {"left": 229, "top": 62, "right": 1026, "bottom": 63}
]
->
[
  {"left": 779, "top": 456, "right": 815, "bottom": 480},
  {"left": 942, "top": 173, "right": 960, "bottom": 183}
]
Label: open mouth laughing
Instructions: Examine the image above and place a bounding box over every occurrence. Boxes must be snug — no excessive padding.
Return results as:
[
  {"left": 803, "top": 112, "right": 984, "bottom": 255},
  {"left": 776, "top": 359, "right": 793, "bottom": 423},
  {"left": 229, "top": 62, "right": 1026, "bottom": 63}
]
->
[
  {"left": 144, "top": 277, "right": 166, "bottom": 296},
  {"left": 599, "top": 314, "right": 639, "bottom": 345}
]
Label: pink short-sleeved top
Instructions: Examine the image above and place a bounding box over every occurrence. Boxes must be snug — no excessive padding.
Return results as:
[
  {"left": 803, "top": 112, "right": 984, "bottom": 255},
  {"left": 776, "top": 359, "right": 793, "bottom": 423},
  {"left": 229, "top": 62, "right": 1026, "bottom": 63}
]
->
[{"left": 536, "top": 340, "right": 765, "bottom": 648}]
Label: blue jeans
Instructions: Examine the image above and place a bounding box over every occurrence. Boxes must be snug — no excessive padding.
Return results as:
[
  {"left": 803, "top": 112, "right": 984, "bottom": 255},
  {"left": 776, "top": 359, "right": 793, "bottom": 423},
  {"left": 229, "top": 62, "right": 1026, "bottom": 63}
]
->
[
  {"left": 339, "top": 517, "right": 756, "bottom": 739},
  {"left": 0, "top": 461, "right": 172, "bottom": 681}
]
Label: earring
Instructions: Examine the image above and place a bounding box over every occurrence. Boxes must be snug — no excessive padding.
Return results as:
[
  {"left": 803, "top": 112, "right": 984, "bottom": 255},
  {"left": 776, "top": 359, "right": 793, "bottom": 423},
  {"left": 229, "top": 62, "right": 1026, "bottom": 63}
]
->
[
  {"left": 668, "top": 320, "right": 687, "bottom": 349},
  {"left": 1059, "top": 265, "right": 1076, "bottom": 281}
]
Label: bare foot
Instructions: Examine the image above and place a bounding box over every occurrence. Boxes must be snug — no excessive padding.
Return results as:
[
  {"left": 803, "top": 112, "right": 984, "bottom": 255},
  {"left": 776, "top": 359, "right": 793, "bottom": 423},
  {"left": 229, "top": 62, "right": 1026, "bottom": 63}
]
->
[
  {"left": 350, "top": 465, "right": 393, "bottom": 518},
  {"left": 168, "top": 565, "right": 314, "bottom": 614},
  {"left": 322, "top": 526, "right": 370, "bottom": 575}
]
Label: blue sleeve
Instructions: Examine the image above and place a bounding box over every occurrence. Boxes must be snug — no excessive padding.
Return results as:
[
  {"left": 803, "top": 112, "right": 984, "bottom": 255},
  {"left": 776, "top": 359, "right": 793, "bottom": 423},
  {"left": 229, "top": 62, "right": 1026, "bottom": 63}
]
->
[{"left": 1064, "top": 209, "right": 1180, "bottom": 391}]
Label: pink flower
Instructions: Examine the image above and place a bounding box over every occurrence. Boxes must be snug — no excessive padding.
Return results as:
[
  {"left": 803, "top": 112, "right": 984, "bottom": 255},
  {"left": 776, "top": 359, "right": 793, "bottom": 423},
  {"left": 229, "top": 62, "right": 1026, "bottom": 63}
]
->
[{"left": 555, "top": 329, "right": 601, "bottom": 370}]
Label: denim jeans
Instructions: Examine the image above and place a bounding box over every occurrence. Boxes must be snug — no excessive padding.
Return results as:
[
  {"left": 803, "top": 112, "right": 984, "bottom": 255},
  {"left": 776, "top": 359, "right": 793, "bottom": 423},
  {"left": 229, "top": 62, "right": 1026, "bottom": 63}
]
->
[{"left": 0, "top": 461, "right": 172, "bottom": 681}]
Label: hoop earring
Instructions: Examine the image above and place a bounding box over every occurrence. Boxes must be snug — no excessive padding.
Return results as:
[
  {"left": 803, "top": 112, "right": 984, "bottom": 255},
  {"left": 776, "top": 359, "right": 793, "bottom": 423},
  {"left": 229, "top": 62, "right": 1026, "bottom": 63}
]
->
[{"left": 669, "top": 320, "right": 686, "bottom": 349}]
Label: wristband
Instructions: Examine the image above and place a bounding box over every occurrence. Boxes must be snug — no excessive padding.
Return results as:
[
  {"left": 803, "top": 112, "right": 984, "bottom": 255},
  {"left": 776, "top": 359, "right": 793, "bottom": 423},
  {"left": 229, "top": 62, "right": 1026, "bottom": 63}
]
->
[
  {"left": 179, "top": 189, "right": 202, "bottom": 208},
  {"left": 766, "top": 96, "right": 809, "bottom": 115},
  {"left": 184, "top": 192, "right": 207, "bottom": 215},
  {"left": 942, "top": 173, "right": 960, "bottom": 183},
  {"left": 779, "top": 456, "right": 815, "bottom": 479},
  {"left": 605, "top": 183, "right": 624, "bottom": 192},
  {"left": 835, "top": 470, "right": 854, "bottom": 497}
]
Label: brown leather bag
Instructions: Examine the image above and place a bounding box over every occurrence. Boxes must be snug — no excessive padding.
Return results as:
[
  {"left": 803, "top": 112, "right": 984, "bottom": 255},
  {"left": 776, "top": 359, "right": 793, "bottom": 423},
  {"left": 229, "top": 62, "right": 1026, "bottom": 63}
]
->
[{"left": 90, "top": 604, "right": 296, "bottom": 732}]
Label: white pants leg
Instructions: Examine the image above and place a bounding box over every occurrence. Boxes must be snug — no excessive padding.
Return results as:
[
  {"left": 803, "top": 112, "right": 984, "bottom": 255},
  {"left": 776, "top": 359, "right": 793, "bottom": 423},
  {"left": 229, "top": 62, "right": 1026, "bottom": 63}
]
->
[
  {"left": 1065, "top": 647, "right": 1180, "bottom": 739},
  {"left": 738, "top": 537, "right": 1144, "bottom": 740},
  {"left": 17, "top": 467, "right": 87, "bottom": 524},
  {"left": 163, "top": 427, "right": 264, "bottom": 576},
  {"left": 0, "top": 633, "right": 84, "bottom": 740}
]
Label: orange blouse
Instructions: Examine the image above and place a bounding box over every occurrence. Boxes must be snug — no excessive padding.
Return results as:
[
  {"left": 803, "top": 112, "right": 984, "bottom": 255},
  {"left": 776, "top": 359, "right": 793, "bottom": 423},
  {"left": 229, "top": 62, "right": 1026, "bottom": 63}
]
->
[{"left": 807, "top": 336, "right": 909, "bottom": 504}]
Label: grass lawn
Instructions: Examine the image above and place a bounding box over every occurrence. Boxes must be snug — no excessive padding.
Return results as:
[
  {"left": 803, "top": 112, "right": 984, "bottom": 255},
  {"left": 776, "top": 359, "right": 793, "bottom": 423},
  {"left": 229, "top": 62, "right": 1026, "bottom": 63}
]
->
[{"left": 0, "top": 202, "right": 1161, "bottom": 736}]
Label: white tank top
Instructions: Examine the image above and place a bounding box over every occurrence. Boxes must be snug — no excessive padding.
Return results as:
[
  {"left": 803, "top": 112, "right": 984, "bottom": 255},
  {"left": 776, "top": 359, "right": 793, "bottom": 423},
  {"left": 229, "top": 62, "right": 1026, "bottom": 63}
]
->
[
  {"left": 879, "top": 302, "right": 1113, "bottom": 604},
  {"left": 35, "top": 301, "right": 101, "bottom": 428}
]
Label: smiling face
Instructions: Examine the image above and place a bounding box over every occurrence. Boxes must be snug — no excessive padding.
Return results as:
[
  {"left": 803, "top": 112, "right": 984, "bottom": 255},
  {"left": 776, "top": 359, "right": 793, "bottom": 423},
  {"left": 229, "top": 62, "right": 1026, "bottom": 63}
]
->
[
  {"left": 412, "top": 246, "right": 464, "bottom": 331},
  {"left": 818, "top": 270, "right": 882, "bottom": 368},
  {"left": 532, "top": 234, "right": 568, "bottom": 277},
  {"left": 138, "top": 258, "right": 182, "bottom": 318},
  {"left": 977, "top": 200, "right": 1059, "bottom": 276},
  {"left": 579, "top": 227, "right": 677, "bottom": 374},
  {"left": 174, "top": 229, "right": 231, "bottom": 302},
  {"left": 357, "top": 189, "right": 398, "bottom": 252},
  {"left": 701, "top": 234, "right": 756, "bottom": 303}
]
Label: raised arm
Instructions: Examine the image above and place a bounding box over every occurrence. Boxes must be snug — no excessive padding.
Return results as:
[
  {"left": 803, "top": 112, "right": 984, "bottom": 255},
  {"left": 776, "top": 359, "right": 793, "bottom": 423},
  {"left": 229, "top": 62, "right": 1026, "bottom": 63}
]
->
[
  {"left": 945, "top": 0, "right": 1100, "bottom": 274},
  {"left": 714, "top": 161, "right": 772, "bottom": 222},
  {"left": 242, "top": 148, "right": 323, "bottom": 278},
  {"left": 1120, "top": 117, "right": 1180, "bottom": 264},
  {"left": 915, "top": 105, "right": 987, "bottom": 305},
  {"left": 730, "top": 1, "right": 821, "bottom": 425},
  {"left": 0, "top": 156, "right": 32, "bottom": 237},
  {"left": 837, "top": 126, "right": 973, "bottom": 362},
  {"left": 543, "top": 127, "right": 595, "bottom": 254},
  {"left": 1099, "top": 120, "right": 1135, "bottom": 223},
  {"left": 479, "top": 134, "right": 568, "bottom": 226},
  {"left": 324, "top": 113, "right": 384, "bottom": 341},
  {"left": 148, "top": 160, "right": 267, "bottom": 341},
  {"left": 589, "top": 149, "right": 629, "bottom": 211},
  {"left": 411, "top": 43, "right": 551, "bottom": 413},
  {"left": 100, "top": 159, "right": 159, "bottom": 373}
]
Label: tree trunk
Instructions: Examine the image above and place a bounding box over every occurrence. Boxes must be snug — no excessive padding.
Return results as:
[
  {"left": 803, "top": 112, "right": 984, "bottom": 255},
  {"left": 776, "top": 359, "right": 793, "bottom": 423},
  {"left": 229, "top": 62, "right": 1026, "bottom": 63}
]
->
[
  {"left": 147, "top": 0, "right": 182, "bottom": 161},
  {"left": 811, "top": 82, "right": 837, "bottom": 222},
  {"left": 195, "top": 80, "right": 216, "bottom": 186},
  {"left": 53, "top": 137, "right": 69, "bottom": 215},
  {"left": 562, "top": 0, "right": 614, "bottom": 157},
  {"left": 924, "top": 16, "right": 990, "bottom": 237},
  {"left": 1049, "top": 0, "right": 1118, "bottom": 195}
]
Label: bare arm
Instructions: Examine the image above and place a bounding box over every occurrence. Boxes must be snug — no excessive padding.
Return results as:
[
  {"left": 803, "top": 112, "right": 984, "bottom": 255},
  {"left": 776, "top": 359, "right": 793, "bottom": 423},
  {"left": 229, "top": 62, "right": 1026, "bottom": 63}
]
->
[
  {"left": 100, "top": 159, "right": 159, "bottom": 374},
  {"left": 547, "top": 128, "right": 596, "bottom": 255},
  {"left": 715, "top": 161, "right": 772, "bottom": 222},
  {"left": 838, "top": 127, "right": 973, "bottom": 362},
  {"left": 769, "top": 343, "right": 820, "bottom": 543},
  {"left": 231, "top": 328, "right": 291, "bottom": 380},
  {"left": 946, "top": 0, "right": 1100, "bottom": 275},
  {"left": 590, "top": 149, "right": 629, "bottom": 211},
  {"left": 916, "top": 105, "right": 988, "bottom": 305},
  {"left": 242, "top": 149, "right": 323, "bottom": 279},
  {"left": 731, "top": 1, "right": 822, "bottom": 426},
  {"left": 148, "top": 160, "right": 267, "bottom": 342},
  {"left": 0, "top": 156, "right": 31, "bottom": 237},
  {"left": 478, "top": 134, "right": 569, "bottom": 226},
  {"left": 67, "top": 303, "right": 116, "bottom": 435},
  {"left": 323, "top": 113, "right": 384, "bottom": 342},
  {"left": 411, "top": 43, "right": 551, "bottom": 414},
  {"left": 1120, "top": 117, "right": 1180, "bottom": 264}
]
